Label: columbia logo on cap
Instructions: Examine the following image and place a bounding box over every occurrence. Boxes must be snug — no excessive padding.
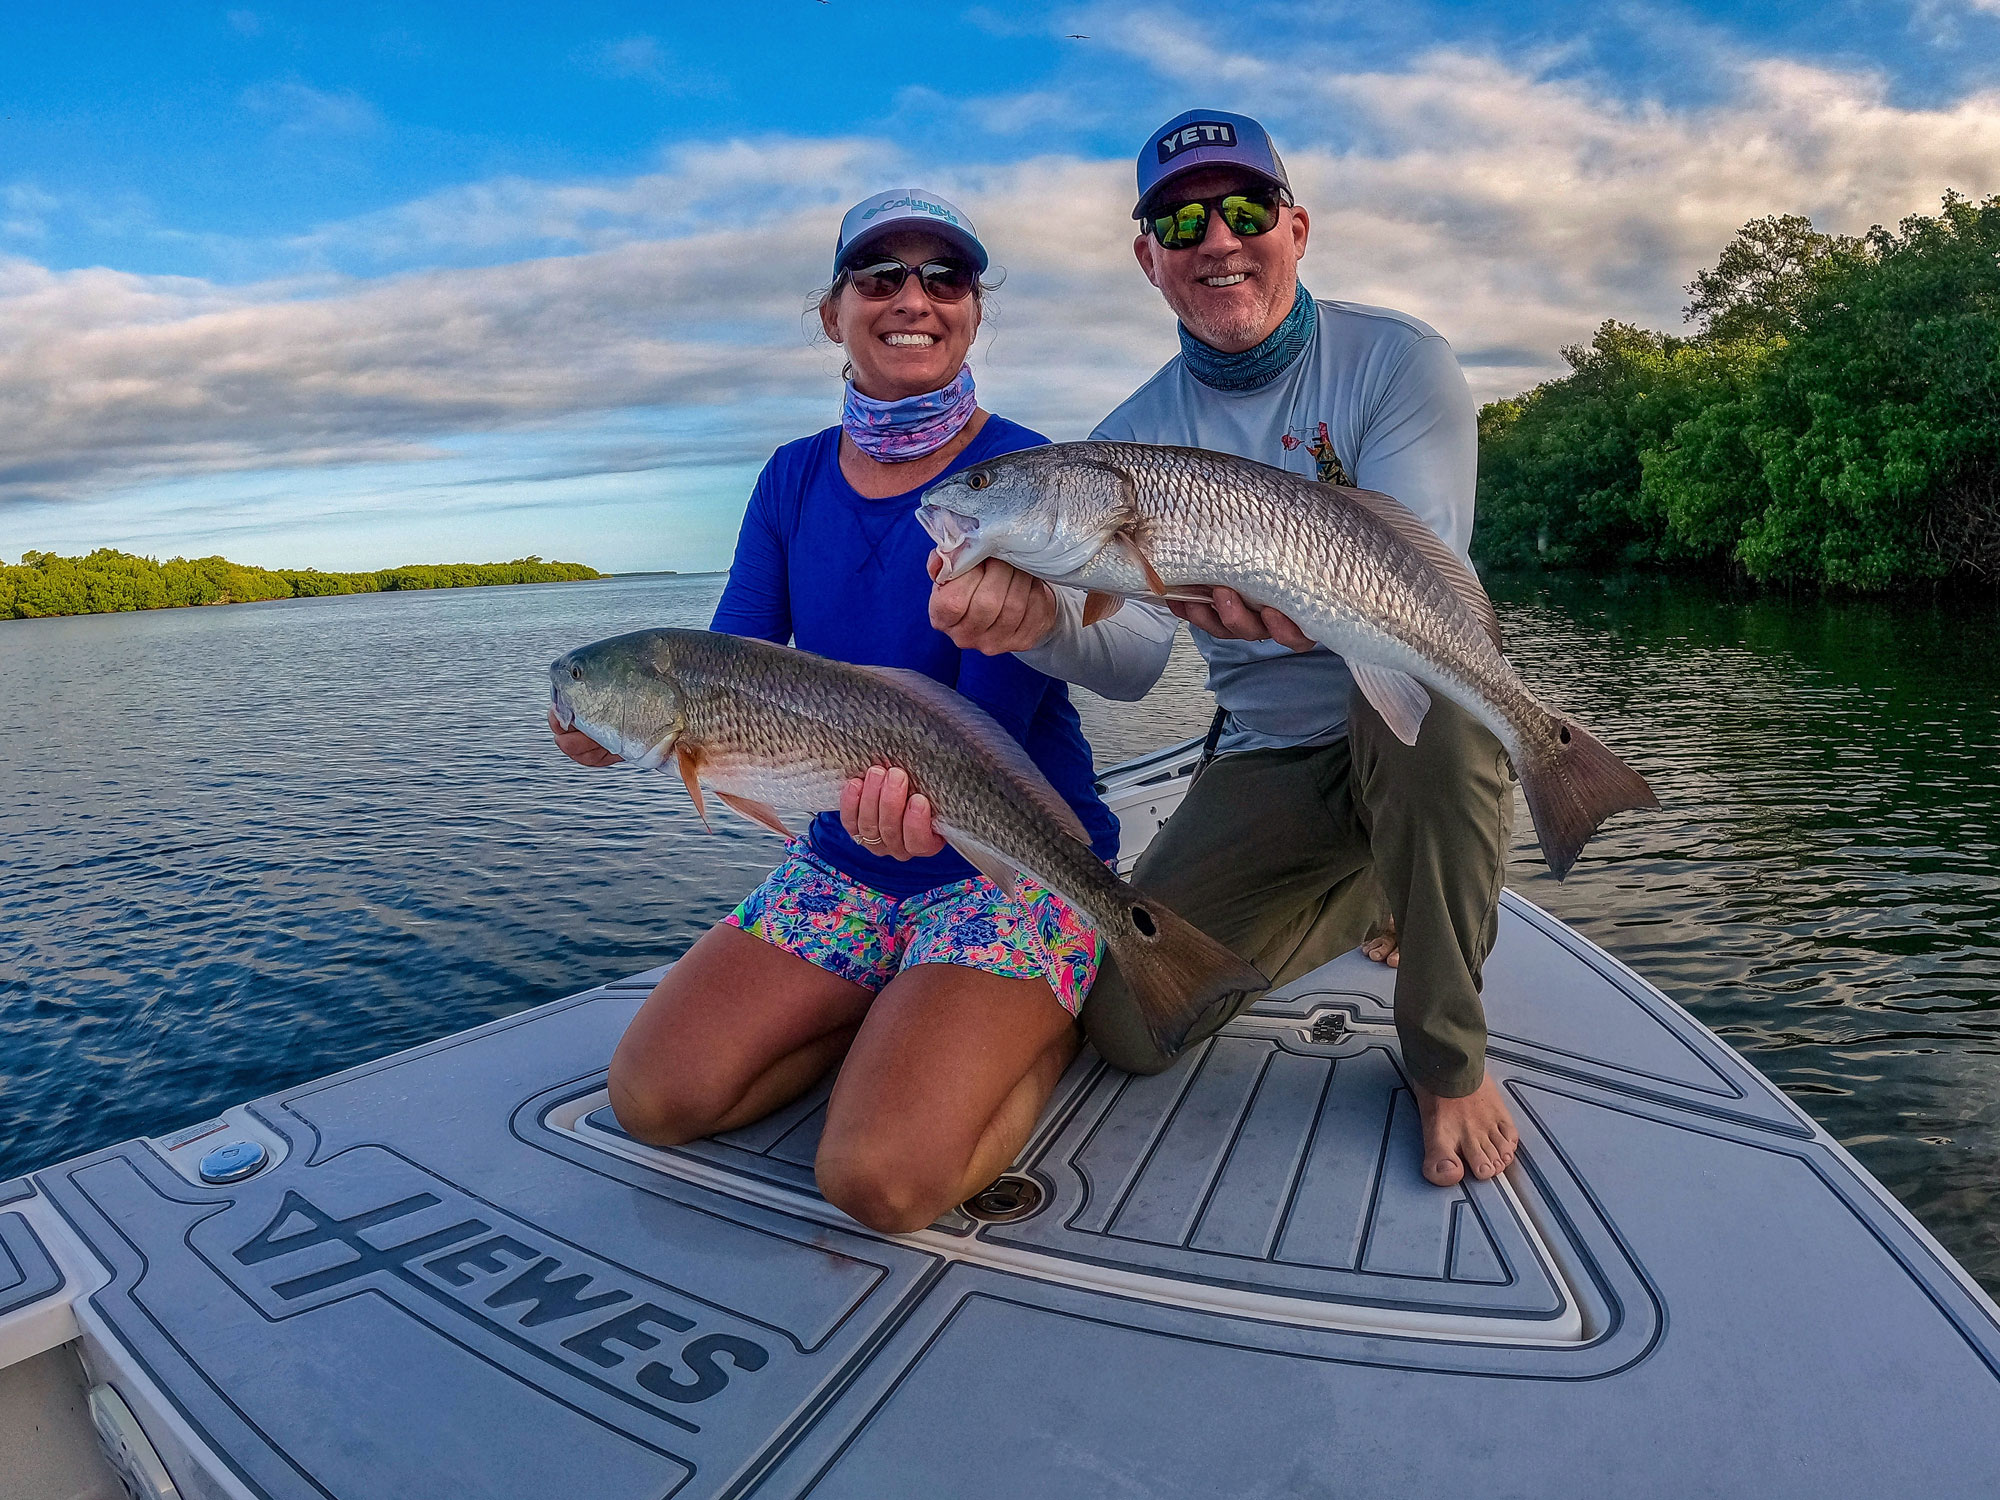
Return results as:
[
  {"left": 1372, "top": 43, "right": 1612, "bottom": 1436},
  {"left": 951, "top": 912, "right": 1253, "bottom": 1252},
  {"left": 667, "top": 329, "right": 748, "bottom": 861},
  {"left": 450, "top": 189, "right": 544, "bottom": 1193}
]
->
[
  {"left": 862, "top": 195, "right": 960, "bottom": 225},
  {"left": 1157, "top": 121, "right": 1237, "bottom": 163}
]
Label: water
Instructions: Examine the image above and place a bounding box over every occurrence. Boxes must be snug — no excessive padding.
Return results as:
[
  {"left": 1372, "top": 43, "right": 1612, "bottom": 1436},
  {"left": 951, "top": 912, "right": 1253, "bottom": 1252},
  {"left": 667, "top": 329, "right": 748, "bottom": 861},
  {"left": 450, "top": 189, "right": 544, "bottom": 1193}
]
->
[{"left": 1, "top": 572, "right": 1996, "bottom": 1293}]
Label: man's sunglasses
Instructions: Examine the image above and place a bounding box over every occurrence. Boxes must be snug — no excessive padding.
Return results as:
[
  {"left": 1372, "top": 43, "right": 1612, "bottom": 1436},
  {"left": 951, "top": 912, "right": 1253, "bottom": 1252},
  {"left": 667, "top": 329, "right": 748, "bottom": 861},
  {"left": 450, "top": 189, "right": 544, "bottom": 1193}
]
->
[
  {"left": 840, "top": 258, "right": 979, "bottom": 303},
  {"left": 1146, "top": 188, "right": 1289, "bottom": 251}
]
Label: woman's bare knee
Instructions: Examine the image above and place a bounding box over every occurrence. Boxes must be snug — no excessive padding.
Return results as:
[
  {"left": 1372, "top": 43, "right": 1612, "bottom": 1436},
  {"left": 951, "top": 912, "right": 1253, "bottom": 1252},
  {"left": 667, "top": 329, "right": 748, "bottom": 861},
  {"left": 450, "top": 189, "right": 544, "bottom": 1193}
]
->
[
  {"left": 606, "top": 1050, "right": 720, "bottom": 1148},
  {"left": 816, "top": 1147, "right": 955, "bottom": 1235}
]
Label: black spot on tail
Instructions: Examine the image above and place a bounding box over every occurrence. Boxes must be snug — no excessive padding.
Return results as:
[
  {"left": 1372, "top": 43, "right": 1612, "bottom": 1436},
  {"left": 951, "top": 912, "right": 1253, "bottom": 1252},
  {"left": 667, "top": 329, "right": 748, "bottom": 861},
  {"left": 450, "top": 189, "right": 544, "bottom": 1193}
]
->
[{"left": 1130, "top": 905, "right": 1157, "bottom": 938}]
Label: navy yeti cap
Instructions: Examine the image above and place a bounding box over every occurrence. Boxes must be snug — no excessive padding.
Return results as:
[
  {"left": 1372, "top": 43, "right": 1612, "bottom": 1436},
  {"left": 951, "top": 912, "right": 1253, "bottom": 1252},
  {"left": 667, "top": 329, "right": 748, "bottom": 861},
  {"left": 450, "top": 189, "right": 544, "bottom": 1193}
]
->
[{"left": 1133, "top": 109, "right": 1290, "bottom": 219}]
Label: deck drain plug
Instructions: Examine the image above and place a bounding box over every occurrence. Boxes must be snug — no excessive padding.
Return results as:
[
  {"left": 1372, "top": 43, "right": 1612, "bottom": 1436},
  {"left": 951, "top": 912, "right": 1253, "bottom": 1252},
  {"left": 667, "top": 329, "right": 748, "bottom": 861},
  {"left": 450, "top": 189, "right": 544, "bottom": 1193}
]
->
[
  {"left": 962, "top": 1174, "right": 1044, "bottom": 1224},
  {"left": 1308, "top": 1012, "right": 1349, "bottom": 1044}
]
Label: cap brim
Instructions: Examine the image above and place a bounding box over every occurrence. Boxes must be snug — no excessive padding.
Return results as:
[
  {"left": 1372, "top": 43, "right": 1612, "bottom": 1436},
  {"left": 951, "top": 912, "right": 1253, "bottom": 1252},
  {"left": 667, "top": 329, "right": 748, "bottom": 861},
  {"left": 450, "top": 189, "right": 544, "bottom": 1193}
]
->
[
  {"left": 835, "top": 221, "right": 989, "bottom": 275},
  {"left": 1133, "top": 160, "right": 1289, "bottom": 219}
]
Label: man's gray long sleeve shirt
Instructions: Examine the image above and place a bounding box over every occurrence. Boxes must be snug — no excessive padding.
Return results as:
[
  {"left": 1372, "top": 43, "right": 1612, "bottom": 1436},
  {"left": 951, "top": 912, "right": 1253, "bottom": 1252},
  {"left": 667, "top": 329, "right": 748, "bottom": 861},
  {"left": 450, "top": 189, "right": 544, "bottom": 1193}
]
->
[{"left": 1023, "top": 297, "right": 1478, "bottom": 751}]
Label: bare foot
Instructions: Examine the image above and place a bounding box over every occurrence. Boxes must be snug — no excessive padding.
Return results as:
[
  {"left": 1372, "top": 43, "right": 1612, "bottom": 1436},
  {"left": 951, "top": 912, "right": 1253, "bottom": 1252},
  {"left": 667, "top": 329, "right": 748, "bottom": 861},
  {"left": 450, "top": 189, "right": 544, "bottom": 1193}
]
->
[
  {"left": 1412, "top": 1074, "right": 1519, "bottom": 1187},
  {"left": 1361, "top": 915, "right": 1400, "bottom": 968}
]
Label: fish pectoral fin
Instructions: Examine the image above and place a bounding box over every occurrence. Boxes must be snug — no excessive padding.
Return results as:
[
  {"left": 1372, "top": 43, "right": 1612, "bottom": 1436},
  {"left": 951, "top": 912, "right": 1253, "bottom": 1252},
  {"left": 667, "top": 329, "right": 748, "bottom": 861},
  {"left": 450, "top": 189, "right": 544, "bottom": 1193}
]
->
[
  {"left": 675, "top": 746, "right": 714, "bottom": 832},
  {"left": 1350, "top": 662, "right": 1432, "bottom": 747},
  {"left": 1110, "top": 528, "right": 1170, "bottom": 598},
  {"left": 1084, "top": 584, "right": 1208, "bottom": 624},
  {"left": 1081, "top": 590, "right": 1124, "bottom": 627},
  {"left": 940, "top": 826, "right": 1024, "bottom": 895},
  {"left": 716, "top": 791, "right": 791, "bottom": 838}
]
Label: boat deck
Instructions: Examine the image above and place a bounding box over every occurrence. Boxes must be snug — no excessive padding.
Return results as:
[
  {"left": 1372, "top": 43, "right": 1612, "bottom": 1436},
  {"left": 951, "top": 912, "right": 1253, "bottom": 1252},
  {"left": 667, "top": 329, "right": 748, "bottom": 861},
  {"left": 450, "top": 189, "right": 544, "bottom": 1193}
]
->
[{"left": 3, "top": 746, "right": 1999, "bottom": 1497}]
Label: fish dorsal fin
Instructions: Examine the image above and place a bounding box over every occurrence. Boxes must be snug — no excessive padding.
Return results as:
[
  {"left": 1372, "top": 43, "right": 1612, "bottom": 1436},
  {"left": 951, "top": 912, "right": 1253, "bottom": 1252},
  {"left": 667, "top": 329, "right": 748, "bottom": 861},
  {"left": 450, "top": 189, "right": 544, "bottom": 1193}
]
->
[
  {"left": 1336, "top": 486, "right": 1503, "bottom": 650},
  {"left": 852, "top": 664, "right": 1090, "bottom": 845},
  {"left": 1349, "top": 661, "right": 1432, "bottom": 746}
]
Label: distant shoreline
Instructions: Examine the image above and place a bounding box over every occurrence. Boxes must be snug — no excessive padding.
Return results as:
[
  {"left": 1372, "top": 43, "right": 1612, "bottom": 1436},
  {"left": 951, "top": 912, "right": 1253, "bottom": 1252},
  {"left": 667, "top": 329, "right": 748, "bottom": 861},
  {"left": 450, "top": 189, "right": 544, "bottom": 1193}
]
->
[{"left": 3, "top": 549, "right": 605, "bottom": 622}]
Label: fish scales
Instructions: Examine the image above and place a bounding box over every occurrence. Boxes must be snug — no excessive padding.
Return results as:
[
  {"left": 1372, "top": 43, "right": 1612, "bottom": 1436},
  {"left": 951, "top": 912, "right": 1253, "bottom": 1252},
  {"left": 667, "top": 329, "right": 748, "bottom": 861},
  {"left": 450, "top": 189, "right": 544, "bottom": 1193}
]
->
[
  {"left": 1114, "top": 442, "right": 1490, "bottom": 694},
  {"left": 675, "top": 633, "right": 1097, "bottom": 895}
]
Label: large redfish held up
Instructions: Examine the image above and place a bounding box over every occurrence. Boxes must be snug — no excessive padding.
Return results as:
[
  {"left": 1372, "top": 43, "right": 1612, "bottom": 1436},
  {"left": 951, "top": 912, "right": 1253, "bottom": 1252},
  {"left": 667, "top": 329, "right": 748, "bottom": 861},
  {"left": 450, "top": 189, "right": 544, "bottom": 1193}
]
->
[
  {"left": 917, "top": 441, "right": 1658, "bottom": 880},
  {"left": 550, "top": 627, "right": 1266, "bottom": 1053}
]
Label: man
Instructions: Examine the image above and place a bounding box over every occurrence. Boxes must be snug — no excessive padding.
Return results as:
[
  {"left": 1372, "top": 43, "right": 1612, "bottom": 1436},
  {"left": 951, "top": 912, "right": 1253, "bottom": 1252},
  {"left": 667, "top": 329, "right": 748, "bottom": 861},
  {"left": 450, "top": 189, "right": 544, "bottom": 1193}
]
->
[{"left": 929, "top": 108, "right": 1519, "bottom": 1187}]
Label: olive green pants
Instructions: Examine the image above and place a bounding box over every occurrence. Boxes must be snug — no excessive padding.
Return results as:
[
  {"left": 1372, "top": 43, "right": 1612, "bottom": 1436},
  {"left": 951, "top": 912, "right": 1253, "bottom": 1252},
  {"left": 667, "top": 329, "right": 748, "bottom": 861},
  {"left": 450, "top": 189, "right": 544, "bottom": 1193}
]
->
[{"left": 1081, "top": 690, "right": 1514, "bottom": 1097}]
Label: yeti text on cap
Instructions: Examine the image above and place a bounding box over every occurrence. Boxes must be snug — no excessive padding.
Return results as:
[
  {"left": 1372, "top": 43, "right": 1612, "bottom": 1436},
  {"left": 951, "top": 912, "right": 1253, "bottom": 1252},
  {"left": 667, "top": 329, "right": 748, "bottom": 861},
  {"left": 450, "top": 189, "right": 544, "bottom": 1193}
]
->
[{"left": 1157, "top": 121, "right": 1237, "bottom": 163}]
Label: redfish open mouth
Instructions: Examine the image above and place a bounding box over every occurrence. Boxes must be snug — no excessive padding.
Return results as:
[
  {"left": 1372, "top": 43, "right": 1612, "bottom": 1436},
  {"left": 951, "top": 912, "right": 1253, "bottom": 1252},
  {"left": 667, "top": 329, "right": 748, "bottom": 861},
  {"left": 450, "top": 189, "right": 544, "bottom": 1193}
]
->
[{"left": 915, "top": 503, "right": 980, "bottom": 577}]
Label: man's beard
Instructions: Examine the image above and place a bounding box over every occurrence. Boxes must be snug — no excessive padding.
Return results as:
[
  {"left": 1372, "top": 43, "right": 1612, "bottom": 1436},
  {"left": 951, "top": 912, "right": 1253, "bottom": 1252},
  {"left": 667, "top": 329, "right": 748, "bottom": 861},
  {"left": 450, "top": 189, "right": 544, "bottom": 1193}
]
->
[{"left": 1173, "top": 274, "right": 1281, "bottom": 350}]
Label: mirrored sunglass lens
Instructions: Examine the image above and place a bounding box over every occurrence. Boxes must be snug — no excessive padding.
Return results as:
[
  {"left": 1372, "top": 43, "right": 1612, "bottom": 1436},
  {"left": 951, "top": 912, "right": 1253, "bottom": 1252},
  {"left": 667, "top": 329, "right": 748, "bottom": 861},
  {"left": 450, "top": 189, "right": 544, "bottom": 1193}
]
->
[
  {"left": 1156, "top": 202, "right": 1208, "bottom": 247},
  {"left": 918, "top": 262, "right": 976, "bottom": 300},
  {"left": 847, "top": 262, "right": 907, "bottom": 298},
  {"left": 1220, "top": 195, "right": 1278, "bottom": 235}
]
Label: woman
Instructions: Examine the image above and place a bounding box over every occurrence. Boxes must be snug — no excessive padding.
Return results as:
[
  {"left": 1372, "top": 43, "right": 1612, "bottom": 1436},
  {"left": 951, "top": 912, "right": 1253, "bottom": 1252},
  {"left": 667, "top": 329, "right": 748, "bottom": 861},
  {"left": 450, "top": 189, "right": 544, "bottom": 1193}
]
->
[{"left": 550, "top": 188, "right": 1120, "bottom": 1234}]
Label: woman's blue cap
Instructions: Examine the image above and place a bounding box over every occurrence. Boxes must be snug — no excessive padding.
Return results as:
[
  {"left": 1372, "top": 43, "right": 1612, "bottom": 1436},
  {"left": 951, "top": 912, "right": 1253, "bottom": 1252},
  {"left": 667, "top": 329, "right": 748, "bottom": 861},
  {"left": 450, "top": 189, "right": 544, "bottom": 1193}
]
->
[
  {"left": 833, "top": 189, "right": 989, "bottom": 275},
  {"left": 1133, "top": 109, "right": 1290, "bottom": 218}
]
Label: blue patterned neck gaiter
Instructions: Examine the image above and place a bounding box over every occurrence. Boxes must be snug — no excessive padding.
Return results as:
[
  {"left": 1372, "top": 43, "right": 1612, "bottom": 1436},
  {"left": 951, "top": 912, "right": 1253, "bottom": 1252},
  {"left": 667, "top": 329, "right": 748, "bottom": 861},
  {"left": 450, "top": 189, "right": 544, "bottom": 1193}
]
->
[
  {"left": 1179, "top": 284, "right": 1317, "bottom": 393},
  {"left": 842, "top": 363, "right": 978, "bottom": 461}
]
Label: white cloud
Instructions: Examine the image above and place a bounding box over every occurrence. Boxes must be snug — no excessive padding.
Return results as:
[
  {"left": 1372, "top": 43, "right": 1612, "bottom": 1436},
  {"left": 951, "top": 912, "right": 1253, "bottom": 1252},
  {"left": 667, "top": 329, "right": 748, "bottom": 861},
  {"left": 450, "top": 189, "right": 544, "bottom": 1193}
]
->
[
  {"left": 289, "top": 136, "right": 886, "bottom": 263},
  {"left": 587, "top": 35, "right": 670, "bottom": 80},
  {"left": 240, "top": 79, "right": 379, "bottom": 135},
  {"left": 8, "top": 21, "right": 2000, "bottom": 561},
  {"left": 1, "top": 184, "right": 58, "bottom": 240}
]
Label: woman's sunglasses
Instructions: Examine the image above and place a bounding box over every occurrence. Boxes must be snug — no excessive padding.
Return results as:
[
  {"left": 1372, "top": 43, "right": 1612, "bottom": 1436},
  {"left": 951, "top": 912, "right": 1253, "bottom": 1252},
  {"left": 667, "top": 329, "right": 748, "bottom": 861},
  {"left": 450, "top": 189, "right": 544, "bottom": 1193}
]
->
[
  {"left": 1146, "top": 189, "right": 1289, "bottom": 251},
  {"left": 840, "top": 258, "right": 979, "bottom": 303}
]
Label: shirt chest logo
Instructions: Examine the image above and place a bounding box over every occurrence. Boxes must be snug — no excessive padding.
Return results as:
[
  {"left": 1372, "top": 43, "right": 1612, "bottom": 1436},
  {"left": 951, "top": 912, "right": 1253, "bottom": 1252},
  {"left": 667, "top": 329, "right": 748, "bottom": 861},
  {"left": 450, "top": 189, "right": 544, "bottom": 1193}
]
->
[{"left": 1280, "top": 421, "right": 1352, "bottom": 486}]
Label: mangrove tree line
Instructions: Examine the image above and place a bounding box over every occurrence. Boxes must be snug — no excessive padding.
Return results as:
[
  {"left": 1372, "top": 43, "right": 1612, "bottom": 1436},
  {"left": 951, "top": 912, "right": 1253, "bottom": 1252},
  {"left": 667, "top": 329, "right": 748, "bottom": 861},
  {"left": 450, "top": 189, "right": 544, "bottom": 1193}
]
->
[
  {"left": 1, "top": 551, "right": 601, "bottom": 620},
  {"left": 1473, "top": 193, "right": 2000, "bottom": 591}
]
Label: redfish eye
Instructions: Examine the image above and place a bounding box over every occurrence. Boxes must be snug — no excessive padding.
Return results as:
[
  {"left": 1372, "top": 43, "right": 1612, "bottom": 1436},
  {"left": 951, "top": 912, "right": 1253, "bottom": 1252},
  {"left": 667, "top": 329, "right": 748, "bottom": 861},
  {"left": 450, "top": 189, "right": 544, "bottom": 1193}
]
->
[
  {"left": 570, "top": 665, "right": 584, "bottom": 681},
  {"left": 967, "top": 472, "right": 990, "bottom": 490}
]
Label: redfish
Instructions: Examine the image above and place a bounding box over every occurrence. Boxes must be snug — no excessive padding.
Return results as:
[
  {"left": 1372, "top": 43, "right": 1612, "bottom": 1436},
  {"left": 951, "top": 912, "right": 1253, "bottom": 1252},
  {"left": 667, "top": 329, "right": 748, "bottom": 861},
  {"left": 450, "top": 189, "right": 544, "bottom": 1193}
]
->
[
  {"left": 551, "top": 627, "right": 1266, "bottom": 1051},
  {"left": 918, "top": 442, "right": 1657, "bottom": 879}
]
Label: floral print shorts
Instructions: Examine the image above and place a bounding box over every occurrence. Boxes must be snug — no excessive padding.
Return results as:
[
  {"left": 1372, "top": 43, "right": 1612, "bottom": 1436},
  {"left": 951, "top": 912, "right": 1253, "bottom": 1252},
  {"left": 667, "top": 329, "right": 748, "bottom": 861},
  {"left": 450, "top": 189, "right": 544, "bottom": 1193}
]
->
[{"left": 723, "top": 838, "right": 1101, "bottom": 1016}]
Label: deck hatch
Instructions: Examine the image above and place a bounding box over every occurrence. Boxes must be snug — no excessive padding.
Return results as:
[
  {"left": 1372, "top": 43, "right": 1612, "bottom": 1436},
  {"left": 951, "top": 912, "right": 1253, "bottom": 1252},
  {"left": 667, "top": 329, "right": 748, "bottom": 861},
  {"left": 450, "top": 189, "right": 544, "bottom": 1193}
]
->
[{"left": 985, "top": 1033, "right": 1574, "bottom": 1325}]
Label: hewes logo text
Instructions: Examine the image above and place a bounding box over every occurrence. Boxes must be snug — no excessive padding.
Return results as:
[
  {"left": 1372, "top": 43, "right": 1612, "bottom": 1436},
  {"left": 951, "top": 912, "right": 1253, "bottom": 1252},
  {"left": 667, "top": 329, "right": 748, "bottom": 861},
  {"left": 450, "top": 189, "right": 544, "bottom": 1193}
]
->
[{"left": 230, "top": 1180, "right": 769, "bottom": 1433}]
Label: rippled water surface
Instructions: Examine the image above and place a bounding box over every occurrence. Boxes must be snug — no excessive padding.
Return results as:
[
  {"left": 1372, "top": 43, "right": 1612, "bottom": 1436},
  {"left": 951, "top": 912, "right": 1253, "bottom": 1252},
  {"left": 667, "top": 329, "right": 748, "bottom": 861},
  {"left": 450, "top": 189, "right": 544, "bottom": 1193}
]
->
[{"left": 2, "top": 572, "right": 1996, "bottom": 1291}]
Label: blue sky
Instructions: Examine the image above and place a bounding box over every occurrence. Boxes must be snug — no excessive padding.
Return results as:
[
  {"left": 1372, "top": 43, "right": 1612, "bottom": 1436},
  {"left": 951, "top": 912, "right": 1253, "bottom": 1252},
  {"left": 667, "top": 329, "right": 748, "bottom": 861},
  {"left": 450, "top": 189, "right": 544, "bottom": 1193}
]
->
[{"left": 5, "top": 1, "right": 1998, "bottom": 572}]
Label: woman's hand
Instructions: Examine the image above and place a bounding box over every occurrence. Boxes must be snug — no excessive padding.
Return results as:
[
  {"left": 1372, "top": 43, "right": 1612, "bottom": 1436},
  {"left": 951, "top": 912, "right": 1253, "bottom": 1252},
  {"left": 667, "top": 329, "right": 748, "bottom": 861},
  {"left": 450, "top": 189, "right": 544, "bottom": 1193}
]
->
[
  {"left": 928, "top": 553, "right": 1060, "bottom": 655},
  {"left": 549, "top": 710, "right": 623, "bottom": 767},
  {"left": 1170, "top": 586, "right": 1315, "bottom": 652},
  {"left": 840, "top": 765, "right": 947, "bottom": 860}
]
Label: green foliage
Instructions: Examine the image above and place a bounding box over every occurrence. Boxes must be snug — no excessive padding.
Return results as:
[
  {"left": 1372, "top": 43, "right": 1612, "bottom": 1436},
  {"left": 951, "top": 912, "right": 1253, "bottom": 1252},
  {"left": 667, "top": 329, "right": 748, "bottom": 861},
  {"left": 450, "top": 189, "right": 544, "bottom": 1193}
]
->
[
  {"left": 1472, "top": 322, "right": 1763, "bottom": 569},
  {"left": 0, "top": 550, "right": 601, "bottom": 620},
  {"left": 1475, "top": 194, "right": 2000, "bottom": 592},
  {"left": 1681, "top": 214, "right": 1861, "bottom": 344}
]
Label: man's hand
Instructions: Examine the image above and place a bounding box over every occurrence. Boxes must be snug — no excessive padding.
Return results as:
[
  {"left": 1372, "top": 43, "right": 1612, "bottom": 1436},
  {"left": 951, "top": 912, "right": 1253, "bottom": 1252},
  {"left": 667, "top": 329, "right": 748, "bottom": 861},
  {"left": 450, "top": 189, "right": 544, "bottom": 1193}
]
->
[
  {"left": 549, "top": 710, "right": 622, "bottom": 767},
  {"left": 840, "top": 765, "right": 947, "bottom": 860},
  {"left": 1171, "top": 586, "right": 1315, "bottom": 652},
  {"left": 928, "top": 553, "right": 1060, "bottom": 655}
]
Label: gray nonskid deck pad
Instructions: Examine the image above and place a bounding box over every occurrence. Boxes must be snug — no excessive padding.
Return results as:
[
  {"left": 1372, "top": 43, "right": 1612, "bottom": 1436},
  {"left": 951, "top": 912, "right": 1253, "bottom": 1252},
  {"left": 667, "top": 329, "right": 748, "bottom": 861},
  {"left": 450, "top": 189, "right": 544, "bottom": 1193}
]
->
[
  {"left": 0, "top": 1211, "right": 65, "bottom": 1317},
  {"left": 23, "top": 914, "right": 2000, "bottom": 1498}
]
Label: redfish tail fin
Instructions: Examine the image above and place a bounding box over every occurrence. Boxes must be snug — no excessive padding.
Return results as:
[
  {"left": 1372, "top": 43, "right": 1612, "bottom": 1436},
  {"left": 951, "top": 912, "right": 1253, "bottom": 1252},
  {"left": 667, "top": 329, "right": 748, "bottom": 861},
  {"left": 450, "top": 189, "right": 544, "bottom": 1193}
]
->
[
  {"left": 1516, "top": 717, "right": 1659, "bottom": 880},
  {"left": 1104, "top": 897, "right": 1269, "bottom": 1058}
]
